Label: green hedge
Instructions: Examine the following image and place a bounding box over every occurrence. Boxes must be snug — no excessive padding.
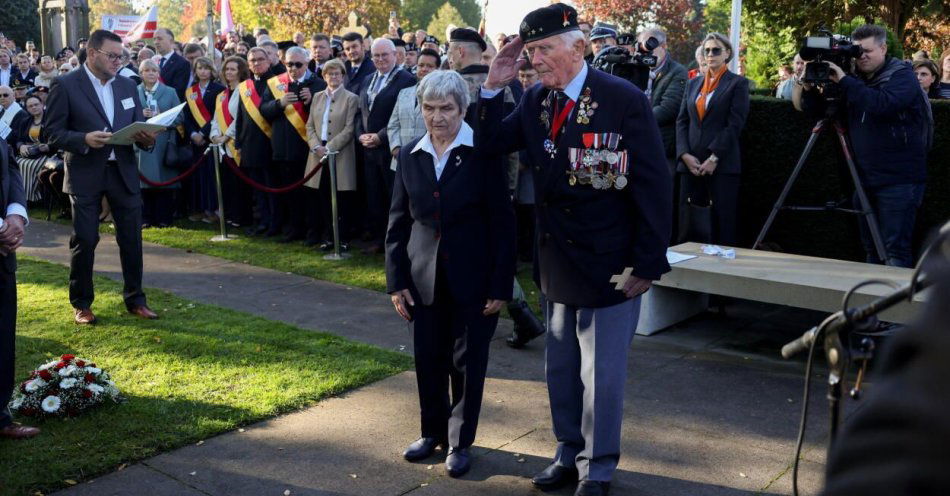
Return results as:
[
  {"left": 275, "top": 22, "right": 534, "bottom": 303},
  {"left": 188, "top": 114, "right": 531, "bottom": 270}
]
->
[{"left": 737, "top": 96, "right": 949, "bottom": 262}]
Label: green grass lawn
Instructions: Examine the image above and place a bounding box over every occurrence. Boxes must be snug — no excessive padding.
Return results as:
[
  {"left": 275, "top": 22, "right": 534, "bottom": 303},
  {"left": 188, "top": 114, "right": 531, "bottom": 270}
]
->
[
  {"left": 30, "top": 208, "right": 543, "bottom": 315},
  {"left": 0, "top": 258, "right": 413, "bottom": 496}
]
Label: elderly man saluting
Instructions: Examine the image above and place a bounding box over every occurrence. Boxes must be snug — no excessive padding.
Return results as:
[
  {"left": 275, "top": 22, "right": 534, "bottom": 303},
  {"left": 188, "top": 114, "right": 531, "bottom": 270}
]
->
[{"left": 476, "top": 5, "right": 671, "bottom": 496}]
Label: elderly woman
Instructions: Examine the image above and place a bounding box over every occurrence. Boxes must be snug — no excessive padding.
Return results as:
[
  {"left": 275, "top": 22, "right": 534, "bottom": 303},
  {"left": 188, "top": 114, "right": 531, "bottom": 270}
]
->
[
  {"left": 675, "top": 32, "right": 750, "bottom": 245},
  {"left": 304, "top": 58, "right": 359, "bottom": 250},
  {"left": 14, "top": 95, "right": 55, "bottom": 202},
  {"left": 136, "top": 58, "right": 183, "bottom": 227},
  {"left": 385, "top": 71, "right": 515, "bottom": 478}
]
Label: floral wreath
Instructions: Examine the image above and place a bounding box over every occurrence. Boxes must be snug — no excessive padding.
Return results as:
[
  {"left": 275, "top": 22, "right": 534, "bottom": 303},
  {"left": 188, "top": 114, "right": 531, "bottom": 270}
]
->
[{"left": 10, "top": 354, "right": 122, "bottom": 418}]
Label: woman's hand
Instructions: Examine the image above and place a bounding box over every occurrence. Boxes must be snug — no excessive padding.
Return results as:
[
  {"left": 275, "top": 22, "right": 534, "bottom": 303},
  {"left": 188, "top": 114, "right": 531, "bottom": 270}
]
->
[
  {"left": 391, "top": 289, "right": 415, "bottom": 321},
  {"left": 191, "top": 133, "right": 206, "bottom": 146},
  {"left": 483, "top": 299, "right": 505, "bottom": 316},
  {"left": 18, "top": 145, "right": 29, "bottom": 157},
  {"left": 312, "top": 145, "right": 328, "bottom": 158},
  {"left": 698, "top": 157, "right": 718, "bottom": 176},
  {"left": 681, "top": 153, "right": 702, "bottom": 176}
]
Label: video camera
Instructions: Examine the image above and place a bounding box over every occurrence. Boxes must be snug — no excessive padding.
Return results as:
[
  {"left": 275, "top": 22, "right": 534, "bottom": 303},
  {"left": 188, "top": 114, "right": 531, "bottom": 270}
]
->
[
  {"left": 592, "top": 36, "right": 659, "bottom": 92},
  {"left": 799, "top": 29, "right": 861, "bottom": 85}
]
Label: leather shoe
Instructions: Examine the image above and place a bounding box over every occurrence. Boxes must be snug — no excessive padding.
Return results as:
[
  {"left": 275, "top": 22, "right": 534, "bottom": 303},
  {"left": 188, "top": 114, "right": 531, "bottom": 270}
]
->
[
  {"left": 445, "top": 447, "right": 470, "bottom": 478},
  {"left": 0, "top": 423, "right": 41, "bottom": 439},
  {"left": 506, "top": 300, "right": 546, "bottom": 349},
  {"left": 574, "top": 480, "right": 610, "bottom": 496},
  {"left": 403, "top": 437, "right": 443, "bottom": 461},
  {"left": 532, "top": 463, "right": 578, "bottom": 490},
  {"left": 74, "top": 308, "right": 97, "bottom": 325},
  {"left": 129, "top": 305, "right": 159, "bottom": 319}
]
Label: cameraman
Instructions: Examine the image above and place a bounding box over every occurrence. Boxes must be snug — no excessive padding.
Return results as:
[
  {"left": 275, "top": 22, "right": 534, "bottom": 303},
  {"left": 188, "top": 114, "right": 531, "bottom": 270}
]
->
[{"left": 799, "top": 24, "right": 928, "bottom": 268}]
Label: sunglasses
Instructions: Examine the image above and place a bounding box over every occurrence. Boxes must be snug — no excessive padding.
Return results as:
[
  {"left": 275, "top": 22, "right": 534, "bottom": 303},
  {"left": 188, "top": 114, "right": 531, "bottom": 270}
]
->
[
  {"left": 704, "top": 47, "right": 723, "bottom": 56},
  {"left": 286, "top": 61, "right": 305, "bottom": 68},
  {"left": 0, "top": 93, "right": 10, "bottom": 97}
]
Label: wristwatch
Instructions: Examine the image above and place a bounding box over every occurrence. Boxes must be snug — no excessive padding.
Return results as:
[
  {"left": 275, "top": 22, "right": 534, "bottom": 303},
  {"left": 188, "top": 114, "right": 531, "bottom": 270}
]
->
[{"left": 708, "top": 154, "right": 719, "bottom": 164}]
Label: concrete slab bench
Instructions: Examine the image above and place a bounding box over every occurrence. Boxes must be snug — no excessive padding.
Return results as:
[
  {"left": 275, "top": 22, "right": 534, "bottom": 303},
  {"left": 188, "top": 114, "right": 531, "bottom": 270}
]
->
[{"left": 634, "top": 242, "right": 927, "bottom": 336}]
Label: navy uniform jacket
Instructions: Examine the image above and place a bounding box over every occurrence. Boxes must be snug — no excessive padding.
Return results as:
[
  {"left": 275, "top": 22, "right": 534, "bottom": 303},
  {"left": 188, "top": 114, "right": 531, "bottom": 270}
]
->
[
  {"left": 234, "top": 71, "right": 274, "bottom": 168},
  {"left": 385, "top": 131, "right": 515, "bottom": 306},
  {"left": 478, "top": 65, "right": 671, "bottom": 308}
]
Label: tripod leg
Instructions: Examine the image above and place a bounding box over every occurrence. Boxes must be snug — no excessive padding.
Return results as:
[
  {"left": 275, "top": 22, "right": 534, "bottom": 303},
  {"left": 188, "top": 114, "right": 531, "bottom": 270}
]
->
[
  {"left": 754, "top": 119, "right": 827, "bottom": 249},
  {"left": 835, "top": 126, "right": 888, "bottom": 263}
]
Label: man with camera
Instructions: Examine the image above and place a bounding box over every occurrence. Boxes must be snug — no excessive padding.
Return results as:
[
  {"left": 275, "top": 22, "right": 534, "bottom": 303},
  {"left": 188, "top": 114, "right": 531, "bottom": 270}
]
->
[{"left": 799, "top": 24, "right": 929, "bottom": 268}]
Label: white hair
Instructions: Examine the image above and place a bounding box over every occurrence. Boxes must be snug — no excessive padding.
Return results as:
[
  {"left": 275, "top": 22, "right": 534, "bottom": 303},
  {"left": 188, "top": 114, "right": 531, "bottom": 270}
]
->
[
  {"left": 285, "top": 46, "right": 310, "bottom": 60},
  {"left": 558, "top": 30, "right": 586, "bottom": 49},
  {"left": 371, "top": 38, "right": 395, "bottom": 52},
  {"left": 639, "top": 27, "right": 667, "bottom": 45},
  {"left": 417, "top": 70, "right": 470, "bottom": 111}
]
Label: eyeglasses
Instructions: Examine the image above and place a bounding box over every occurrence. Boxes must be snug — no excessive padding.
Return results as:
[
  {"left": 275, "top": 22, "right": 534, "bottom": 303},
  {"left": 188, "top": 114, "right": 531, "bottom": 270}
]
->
[
  {"left": 286, "top": 61, "right": 305, "bottom": 68},
  {"left": 92, "top": 47, "right": 123, "bottom": 62},
  {"left": 704, "top": 47, "right": 723, "bottom": 56}
]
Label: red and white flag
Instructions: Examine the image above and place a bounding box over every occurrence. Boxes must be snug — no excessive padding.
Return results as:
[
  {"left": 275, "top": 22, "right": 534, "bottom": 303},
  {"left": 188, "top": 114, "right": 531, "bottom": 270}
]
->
[
  {"left": 218, "top": 0, "right": 235, "bottom": 35},
  {"left": 123, "top": 5, "right": 159, "bottom": 41}
]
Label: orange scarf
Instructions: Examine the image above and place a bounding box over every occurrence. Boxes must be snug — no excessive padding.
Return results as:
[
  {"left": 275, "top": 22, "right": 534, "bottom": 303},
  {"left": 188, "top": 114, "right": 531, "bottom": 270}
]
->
[{"left": 696, "top": 65, "right": 728, "bottom": 121}]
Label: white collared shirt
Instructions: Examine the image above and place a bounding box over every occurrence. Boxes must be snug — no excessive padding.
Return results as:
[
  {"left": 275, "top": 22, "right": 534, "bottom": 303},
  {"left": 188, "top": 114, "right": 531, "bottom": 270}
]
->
[
  {"left": 0, "top": 204, "right": 29, "bottom": 231},
  {"left": 321, "top": 85, "right": 341, "bottom": 142},
  {"left": 411, "top": 121, "right": 474, "bottom": 180},
  {"left": 83, "top": 62, "right": 117, "bottom": 160},
  {"left": 0, "top": 65, "right": 10, "bottom": 87}
]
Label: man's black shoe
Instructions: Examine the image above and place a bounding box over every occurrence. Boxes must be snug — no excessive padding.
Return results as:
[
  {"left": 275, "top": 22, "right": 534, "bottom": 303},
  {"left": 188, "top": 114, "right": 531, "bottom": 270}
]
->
[
  {"left": 506, "top": 300, "right": 546, "bottom": 348},
  {"left": 532, "top": 463, "right": 578, "bottom": 490},
  {"left": 574, "top": 480, "right": 610, "bottom": 496},
  {"left": 403, "top": 437, "right": 443, "bottom": 461},
  {"left": 445, "top": 447, "right": 470, "bottom": 478}
]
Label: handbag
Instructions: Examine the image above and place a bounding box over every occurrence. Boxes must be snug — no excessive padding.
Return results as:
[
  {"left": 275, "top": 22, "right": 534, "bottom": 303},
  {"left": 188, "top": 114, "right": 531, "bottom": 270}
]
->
[
  {"left": 163, "top": 130, "right": 194, "bottom": 170},
  {"left": 42, "top": 154, "right": 64, "bottom": 172},
  {"left": 678, "top": 174, "right": 713, "bottom": 243}
]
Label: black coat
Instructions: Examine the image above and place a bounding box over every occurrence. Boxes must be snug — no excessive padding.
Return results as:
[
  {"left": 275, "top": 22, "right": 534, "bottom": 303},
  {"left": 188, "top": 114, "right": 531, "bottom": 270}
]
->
[
  {"left": 344, "top": 59, "right": 375, "bottom": 95},
  {"left": 11, "top": 69, "right": 37, "bottom": 88},
  {"left": 385, "top": 132, "right": 515, "bottom": 306},
  {"left": 2, "top": 107, "right": 30, "bottom": 149},
  {"left": 234, "top": 72, "right": 274, "bottom": 168},
  {"left": 675, "top": 70, "right": 750, "bottom": 175},
  {"left": 357, "top": 69, "right": 417, "bottom": 160},
  {"left": 477, "top": 65, "right": 671, "bottom": 308},
  {"left": 183, "top": 81, "right": 225, "bottom": 139},
  {"left": 0, "top": 142, "right": 25, "bottom": 273},
  {"left": 159, "top": 52, "right": 191, "bottom": 102},
  {"left": 260, "top": 73, "right": 327, "bottom": 162}
]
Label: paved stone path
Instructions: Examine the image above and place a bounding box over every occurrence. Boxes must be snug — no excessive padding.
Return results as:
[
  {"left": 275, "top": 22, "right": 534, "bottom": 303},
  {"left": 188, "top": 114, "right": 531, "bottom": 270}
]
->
[{"left": 20, "top": 220, "right": 841, "bottom": 495}]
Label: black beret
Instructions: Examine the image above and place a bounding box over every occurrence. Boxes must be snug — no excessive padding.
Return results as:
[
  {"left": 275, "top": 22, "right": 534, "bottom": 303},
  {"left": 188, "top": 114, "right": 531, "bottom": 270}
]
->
[
  {"left": 424, "top": 35, "right": 440, "bottom": 45},
  {"left": 331, "top": 40, "right": 343, "bottom": 51},
  {"left": 392, "top": 38, "right": 407, "bottom": 48},
  {"left": 277, "top": 40, "right": 296, "bottom": 51},
  {"left": 449, "top": 28, "right": 487, "bottom": 52},
  {"left": 405, "top": 42, "right": 418, "bottom": 52},
  {"left": 518, "top": 3, "right": 580, "bottom": 44},
  {"left": 589, "top": 26, "right": 618, "bottom": 41}
]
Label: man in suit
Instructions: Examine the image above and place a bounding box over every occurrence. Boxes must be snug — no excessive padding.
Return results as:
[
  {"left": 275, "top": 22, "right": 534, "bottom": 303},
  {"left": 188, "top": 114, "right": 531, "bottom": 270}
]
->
[
  {"left": 0, "top": 49, "right": 12, "bottom": 87},
  {"left": 357, "top": 38, "right": 416, "bottom": 254},
  {"left": 261, "top": 46, "right": 326, "bottom": 243},
  {"left": 0, "top": 85, "right": 30, "bottom": 148},
  {"left": 478, "top": 5, "right": 671, "bottom": 495},
  {"left": 308, "top": 34, "right": 333, "bottom": 75},
  {"left": 234, "top": 47, "right": 277, "bottom": 236},
  {"left": 0, "top": 141, "right": 39, "bottom": 439},
  {"left": 154, "top": 28, "right": 190, "bottom": 101},
  {"left": 44, "top": 29, "right": 160, "bottom": 325},
  {"left": 342, "top": 32, "right": 375, "bottom": 95}
]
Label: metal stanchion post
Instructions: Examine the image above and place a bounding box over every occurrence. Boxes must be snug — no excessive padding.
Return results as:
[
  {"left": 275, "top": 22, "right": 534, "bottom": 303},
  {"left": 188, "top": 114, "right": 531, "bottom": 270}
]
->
[
  {"left": 323, "top": 150, "right": 350, "bottom": 260},
  {"left": 210, "top": 144, "right": 237, "bottom": 242}
]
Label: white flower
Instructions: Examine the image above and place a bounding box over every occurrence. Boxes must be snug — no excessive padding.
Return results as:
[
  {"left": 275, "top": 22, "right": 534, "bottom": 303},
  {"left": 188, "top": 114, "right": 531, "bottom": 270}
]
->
[
  {"left": 11, "top": 397, "right": 23, "bottom": 409},
  {"left": 41, "top": 395, "right": 62, "bottom": 413},
  {"left": 24, "top": 378, "right": 46, "bottom": 393},
  {"left": 105, "top": 379, "right": 115, "bottom": 387},
  {"left": 86, "top": 384, "right": 104, "bottom": 395},
  {"left": 38, "top": 360, "right": 58, "bottom": 371},
  {"left": 60, "top": 365, "right": 78, "bottom": 377},
  {"left": 60, "top": 378, "right": 79, "bottom": 389},
  {"left": 87, "top": 367, "right": 102, "bottom": 375}
]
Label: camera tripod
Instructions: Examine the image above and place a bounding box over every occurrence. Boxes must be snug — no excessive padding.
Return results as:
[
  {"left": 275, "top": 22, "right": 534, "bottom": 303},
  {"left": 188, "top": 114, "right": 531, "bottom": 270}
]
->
[{"left": 753, "top": 117, "right": 887, "bottom": 261}]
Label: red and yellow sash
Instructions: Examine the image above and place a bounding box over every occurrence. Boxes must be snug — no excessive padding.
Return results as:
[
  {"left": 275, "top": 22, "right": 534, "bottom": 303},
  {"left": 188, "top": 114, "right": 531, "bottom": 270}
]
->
[
  {"left": 185, "top": 83, "right": 212, "bottom": 129},
  {"left": 238, "top": 79, "right": 272, "bottom": 138},
  {"left": 215, "top": 88, "right": 241, "bottom": 164},
  {"left": 266, "top": 73, "right": 309, "bottom": 142}
]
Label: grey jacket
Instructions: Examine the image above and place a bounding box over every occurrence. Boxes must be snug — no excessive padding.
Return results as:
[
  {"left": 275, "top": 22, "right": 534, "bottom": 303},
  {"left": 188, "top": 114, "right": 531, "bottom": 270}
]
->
[{"left": 649, "top": 57, "right": 687, "bottom": 157}]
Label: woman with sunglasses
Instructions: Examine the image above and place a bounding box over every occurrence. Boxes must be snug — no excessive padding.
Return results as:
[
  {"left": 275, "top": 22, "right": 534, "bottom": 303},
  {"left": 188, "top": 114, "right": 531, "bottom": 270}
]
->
[{"left": 675, "top": 32, "right": 749, "bottom": 245}]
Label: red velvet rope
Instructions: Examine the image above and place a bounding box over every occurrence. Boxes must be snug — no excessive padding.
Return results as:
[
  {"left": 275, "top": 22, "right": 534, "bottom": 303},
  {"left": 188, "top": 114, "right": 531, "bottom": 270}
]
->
[
  {"left": 222, "top": 156, "right": 323, "bottom": 194},
  {"left": 138, "top": 152, "right": 208, "bottom": 188}
]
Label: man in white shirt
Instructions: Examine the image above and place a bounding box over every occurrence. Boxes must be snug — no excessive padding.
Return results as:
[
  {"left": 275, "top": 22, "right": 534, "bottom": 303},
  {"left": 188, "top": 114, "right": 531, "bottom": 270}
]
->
[{"left": 0, "top": 49, "right": 12, "bottom": 87}]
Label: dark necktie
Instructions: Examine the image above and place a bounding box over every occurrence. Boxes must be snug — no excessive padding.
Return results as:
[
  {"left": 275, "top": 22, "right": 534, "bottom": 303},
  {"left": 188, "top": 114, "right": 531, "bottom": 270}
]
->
[
  {"left": 159, "top": 57, "right": 166, "bottom": 69},
  {"left": 0, "top": 107, "right": 5, "bottom": 121},
  {"left": 554, "top": 91, "right": 568, "bottom": 118}
]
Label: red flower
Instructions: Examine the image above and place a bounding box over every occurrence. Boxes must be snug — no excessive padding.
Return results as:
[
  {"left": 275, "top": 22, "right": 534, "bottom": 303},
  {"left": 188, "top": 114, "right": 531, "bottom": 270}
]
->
[
  {"left": 39, "top": 370, "right": 53, "bottom": 381},
  {"left": 29, "top": 371, "right": 37, "bottom": 379},
  {"left": 84, "top": 373, "right": 95, "bottom": 383},
  {"left": 82, "top": 390, "right": 93, "bottom": 398},
  {"left": 54, "top": 361, "right": 67, "bottom": 370},
  {"left": 61, "top": 354, "right": 75, "bottom": 362},
  {"left": 76, "top": 360, "right": 86, "bottom": 367}
]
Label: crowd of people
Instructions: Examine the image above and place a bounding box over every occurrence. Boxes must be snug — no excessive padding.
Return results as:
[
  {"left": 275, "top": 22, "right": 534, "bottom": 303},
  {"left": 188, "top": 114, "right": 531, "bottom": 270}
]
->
[{"left": 0, "top": 6, "right": 944, "bottom": 495}]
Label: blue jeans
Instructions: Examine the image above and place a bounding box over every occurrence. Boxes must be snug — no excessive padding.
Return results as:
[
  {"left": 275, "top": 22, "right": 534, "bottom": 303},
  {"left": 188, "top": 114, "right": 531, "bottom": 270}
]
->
[{"left": 855, "top": 183, "right": 925, "bottom": 268}]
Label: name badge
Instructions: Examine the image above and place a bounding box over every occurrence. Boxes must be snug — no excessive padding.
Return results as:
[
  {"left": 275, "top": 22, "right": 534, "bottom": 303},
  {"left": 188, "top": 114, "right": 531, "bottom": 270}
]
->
[{"left": 121, "top": 97, "right": 135, "bottom": 110}]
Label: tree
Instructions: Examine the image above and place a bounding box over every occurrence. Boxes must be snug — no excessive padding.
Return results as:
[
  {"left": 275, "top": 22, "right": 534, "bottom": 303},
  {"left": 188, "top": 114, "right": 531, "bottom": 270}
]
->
[
  {"left": 402, "top": 0, "right": 481, "bottom": 32},
  {"left": 154, "top": 0, "right": 190, "bottom": 41},
  {"left": 0, "top": 0, "right": 40, "bottom": 47},
  {"left": 265, "top": 0, "right": 399, "bottom": 40},
  {"left": 574, "top": 0, "right": 704, "bottom": 65},
  {"left": 426, "top": 2, "right": 467, "bottom": 42},
  {"left": 89, "top": 0, "right": 136, "bottom": 29}
]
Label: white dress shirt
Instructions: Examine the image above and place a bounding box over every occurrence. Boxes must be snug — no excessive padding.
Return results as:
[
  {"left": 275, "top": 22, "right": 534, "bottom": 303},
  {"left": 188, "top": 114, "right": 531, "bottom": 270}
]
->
[
  {"left": 0, "top": 65, "right": 10, "bottom": 87},
  {"left": 83, "top": 62, "right": 117, "bottom": 160},
  {"left": 411, "top": 121, "right": 474, "bottom": 180},
  {"left": 320, "top": 85, "right": 341, "bottom": 142}
]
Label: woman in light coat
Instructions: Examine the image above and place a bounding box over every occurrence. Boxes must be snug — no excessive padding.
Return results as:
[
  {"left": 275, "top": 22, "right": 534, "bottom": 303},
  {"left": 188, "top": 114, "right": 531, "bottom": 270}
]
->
[
  {"left": 136, "top": 58, "right": 183, "bottom": 227},
  {"left": 305, "top": 58, "right": 359, "bottom": 250}
]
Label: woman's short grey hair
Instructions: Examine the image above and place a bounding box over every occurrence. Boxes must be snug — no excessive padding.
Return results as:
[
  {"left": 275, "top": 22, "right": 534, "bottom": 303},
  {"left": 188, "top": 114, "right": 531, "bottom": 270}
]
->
[
  {"left": 417, "top": 70, "right": 470, "bottom": 112},
  {"left": 703, "top": 32, "right": 734, "bottom": 63},
  {"left": 139, "top": 58, "right": 159, "bottom": 73}
]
